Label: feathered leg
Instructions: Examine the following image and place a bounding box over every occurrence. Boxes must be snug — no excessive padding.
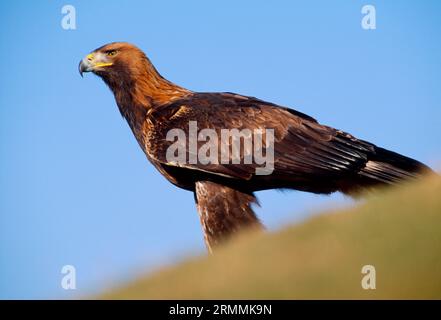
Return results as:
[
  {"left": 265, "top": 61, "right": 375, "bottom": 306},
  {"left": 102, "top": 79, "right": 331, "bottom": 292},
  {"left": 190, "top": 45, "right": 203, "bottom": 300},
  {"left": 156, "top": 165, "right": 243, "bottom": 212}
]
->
[{"left": 194, "top": 181, "right": 263, "bottom": 252}]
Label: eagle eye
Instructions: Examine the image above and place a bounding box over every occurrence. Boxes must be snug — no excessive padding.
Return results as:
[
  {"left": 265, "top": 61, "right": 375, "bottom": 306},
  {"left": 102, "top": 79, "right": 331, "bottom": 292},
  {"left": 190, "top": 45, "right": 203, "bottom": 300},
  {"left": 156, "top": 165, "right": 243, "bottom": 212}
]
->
[{"left": 106, "top": 50, "right": 117, "bottom": 57}]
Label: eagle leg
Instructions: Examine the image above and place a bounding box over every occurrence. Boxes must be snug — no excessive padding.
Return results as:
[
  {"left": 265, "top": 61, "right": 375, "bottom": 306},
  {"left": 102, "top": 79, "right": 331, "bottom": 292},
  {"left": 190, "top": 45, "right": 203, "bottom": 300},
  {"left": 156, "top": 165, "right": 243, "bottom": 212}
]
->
[{"left": 194, "top": 181, "right": 263, "bottom": 253}]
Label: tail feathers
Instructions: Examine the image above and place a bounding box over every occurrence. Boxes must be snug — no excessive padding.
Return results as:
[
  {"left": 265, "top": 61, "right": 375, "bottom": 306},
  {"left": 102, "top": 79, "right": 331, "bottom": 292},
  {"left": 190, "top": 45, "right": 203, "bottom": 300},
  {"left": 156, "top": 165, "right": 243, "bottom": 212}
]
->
[{"left": 359, "top": 147, "right": 432, "bottom": 185}]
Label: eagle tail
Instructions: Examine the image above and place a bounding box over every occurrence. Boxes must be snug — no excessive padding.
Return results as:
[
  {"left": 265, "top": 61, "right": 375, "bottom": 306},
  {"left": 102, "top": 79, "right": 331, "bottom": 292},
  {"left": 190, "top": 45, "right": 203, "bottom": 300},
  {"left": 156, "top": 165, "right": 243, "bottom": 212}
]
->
[{"left": 342, "top": 147, "right": 433, "bottom": 195}]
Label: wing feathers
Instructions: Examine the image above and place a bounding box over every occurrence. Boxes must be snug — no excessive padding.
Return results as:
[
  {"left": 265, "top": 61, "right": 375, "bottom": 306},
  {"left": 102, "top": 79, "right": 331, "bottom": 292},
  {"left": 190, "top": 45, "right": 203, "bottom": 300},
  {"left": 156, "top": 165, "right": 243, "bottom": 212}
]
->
[{"left": 145, "top": 92, "right": 430, "bottom": 193}]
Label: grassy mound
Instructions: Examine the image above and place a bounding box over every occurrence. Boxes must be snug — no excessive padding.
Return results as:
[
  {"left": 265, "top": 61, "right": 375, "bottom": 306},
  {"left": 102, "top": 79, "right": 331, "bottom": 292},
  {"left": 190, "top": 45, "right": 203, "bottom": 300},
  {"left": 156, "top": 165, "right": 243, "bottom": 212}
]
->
[{"left": 102, "top": 174, "right": 441, "bottom": 299}]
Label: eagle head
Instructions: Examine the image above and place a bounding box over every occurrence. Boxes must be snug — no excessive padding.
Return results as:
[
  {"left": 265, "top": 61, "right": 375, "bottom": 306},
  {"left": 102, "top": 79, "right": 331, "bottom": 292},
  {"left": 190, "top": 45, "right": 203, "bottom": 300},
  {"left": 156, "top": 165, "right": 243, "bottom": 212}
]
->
[{"left": 78, "top": 42, "right": 146, "bottom": 78}]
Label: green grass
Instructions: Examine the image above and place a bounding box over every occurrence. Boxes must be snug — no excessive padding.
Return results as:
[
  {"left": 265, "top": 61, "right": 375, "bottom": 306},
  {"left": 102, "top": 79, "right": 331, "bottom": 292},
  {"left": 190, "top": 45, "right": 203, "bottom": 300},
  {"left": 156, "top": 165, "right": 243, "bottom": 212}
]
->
[{"left": 102, "top": 174, "right": 441, "bottom": 299}]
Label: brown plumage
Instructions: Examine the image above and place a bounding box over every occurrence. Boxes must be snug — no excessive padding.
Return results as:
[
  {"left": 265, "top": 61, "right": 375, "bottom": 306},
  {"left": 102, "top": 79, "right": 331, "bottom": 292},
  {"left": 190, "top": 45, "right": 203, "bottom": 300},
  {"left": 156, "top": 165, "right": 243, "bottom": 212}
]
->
[{"left": 79, "top": 42, "right": 432, "bottom": 252}]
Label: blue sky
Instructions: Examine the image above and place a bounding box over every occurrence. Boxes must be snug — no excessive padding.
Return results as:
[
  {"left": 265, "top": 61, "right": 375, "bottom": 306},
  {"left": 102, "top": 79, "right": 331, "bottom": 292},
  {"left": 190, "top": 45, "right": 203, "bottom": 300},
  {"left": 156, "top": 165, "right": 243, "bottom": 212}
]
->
[{"left": 0, "top": 0, "right": 440, "bottom": 299}]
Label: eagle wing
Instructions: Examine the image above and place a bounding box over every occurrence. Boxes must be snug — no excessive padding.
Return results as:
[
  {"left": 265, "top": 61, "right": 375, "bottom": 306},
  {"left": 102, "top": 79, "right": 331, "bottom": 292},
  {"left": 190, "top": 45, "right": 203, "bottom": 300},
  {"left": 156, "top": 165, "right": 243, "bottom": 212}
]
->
[{"left": 144, "top": 92, "right": 375, "bottom": 190}]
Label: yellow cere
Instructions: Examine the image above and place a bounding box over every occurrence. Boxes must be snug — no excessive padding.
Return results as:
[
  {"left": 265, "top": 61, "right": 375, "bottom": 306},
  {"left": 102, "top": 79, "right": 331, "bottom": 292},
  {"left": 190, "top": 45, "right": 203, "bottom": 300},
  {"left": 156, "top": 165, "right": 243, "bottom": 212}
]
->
[{"left": 94, "top": 62, "right": 113, "bottom": 68}]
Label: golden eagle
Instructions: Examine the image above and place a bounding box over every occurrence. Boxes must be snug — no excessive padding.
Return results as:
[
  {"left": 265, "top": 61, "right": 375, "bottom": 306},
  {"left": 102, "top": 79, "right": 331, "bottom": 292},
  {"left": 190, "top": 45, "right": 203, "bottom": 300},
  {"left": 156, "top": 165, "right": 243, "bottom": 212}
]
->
[{"left": 79, "top": 42, "right": 431, "bottom": 252}]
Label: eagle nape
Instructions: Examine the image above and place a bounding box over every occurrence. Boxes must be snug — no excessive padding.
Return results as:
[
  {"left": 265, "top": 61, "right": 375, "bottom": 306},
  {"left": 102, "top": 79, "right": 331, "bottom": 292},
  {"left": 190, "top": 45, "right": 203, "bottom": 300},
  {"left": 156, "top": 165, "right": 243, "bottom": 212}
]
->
[{"left": 79, "top": 42, "right": 433, "bottom": 252}]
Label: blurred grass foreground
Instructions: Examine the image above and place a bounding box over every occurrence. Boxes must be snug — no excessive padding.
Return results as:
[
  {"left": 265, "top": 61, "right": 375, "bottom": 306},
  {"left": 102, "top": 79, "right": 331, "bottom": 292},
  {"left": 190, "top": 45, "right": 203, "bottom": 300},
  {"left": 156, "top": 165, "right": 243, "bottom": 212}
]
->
[{"left": 103, "top": 174, "right": 441, "bottom": 299}]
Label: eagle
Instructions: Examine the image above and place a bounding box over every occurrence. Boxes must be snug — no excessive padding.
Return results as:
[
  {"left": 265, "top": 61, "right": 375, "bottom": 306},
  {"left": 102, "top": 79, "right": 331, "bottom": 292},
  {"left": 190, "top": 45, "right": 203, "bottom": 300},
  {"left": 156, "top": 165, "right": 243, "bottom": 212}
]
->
[{"left": 79, "top": 42, "right": 431, "bottom": 252}]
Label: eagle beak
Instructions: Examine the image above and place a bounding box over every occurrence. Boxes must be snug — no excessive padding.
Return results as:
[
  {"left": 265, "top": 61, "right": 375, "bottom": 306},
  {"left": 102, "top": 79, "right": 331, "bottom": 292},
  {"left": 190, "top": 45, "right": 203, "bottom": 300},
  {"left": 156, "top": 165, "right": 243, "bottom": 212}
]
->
[
  {"left": 78, "top": 60, "right": 87, "bottom": 77},
  {"left": 79, "top": 53, "right": 113, "bottom": 77},
  {"left": 78, "top": 54, "right": 94, "bottom": 77}
]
